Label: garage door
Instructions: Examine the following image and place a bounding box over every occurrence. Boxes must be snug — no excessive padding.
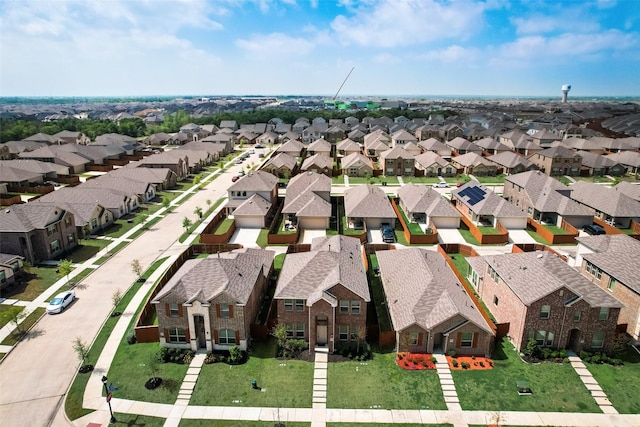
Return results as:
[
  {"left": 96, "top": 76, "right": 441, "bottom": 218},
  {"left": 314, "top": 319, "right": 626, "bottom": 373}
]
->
[
  {"left": 431, "top": 216, "right": 460, "bottom": 229},
  {"left": 500, "top": 217, "right": 527, "bottom": 229},
  {"left": 299, "top": 217, "right": 329, "bottom": 230},
  {"left": 234, "top": 216, "right": 264, "bottom": 228}
]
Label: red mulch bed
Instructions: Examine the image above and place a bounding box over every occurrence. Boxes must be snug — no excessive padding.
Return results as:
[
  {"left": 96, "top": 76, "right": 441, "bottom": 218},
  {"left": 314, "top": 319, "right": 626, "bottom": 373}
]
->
[
  {"left": 446, "top": 355, "right": 494, "bottom": 370},
  {"left": 395, "top": 352, "right": 437, "bottom": 370}
]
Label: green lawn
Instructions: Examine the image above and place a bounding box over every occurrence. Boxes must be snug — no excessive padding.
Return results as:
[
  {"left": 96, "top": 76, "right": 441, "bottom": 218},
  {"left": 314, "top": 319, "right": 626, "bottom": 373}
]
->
[
  {"left": 475, "top": 174, "right": 506, "bottom": 184},
  {"left": 107, "top": 341, "right": 190, "bottom": 403},
  {"left": 214, "top": 218, "right": 234, "bottom": 235},
  {"left": 65, "top": 257, "right": 169, "bottom": 420},
  {"left": 477, "top": 226, "right": 501, "bottom": 235},
  {"left": 256, "top": 229, "right": 269, "bottom": 247},
  {"left": 447, "top": 254, "right": 496, "bottom": 323},
  {"left": 276, "top": 216, "right": 297, "bottom": 235},
  {"left": 0, "top": 305, "right": 24, "bottom": 329},
  {"left": 67, "top": 239, "right": 110, "bottom": 263},
  {"left": 190, "top": 338, "right": 314, "bottom": 408},
  {"left": 453, "top": 338, "right": 600, "bottom": 413},
  {"left": 332, "top": 175, "right": 346, "bottom": 184},
  {"left": 401, "top": 177, "right": 443, "bottom": 184},
  {"left": 1, "top": 265, "right": 59, "bottom": 301},
  {"left": 328, "top": 425, "right": 451, "bottom": 427},
  {"left": 543, "top": 224, "right": 568, "bottom": 235},
  {"left": 327, "top": 350, "right": 446, "bottom": 410},
  {"left": 585, "top": 346, "right": 640, "bottom": 414},
  {"left": 458, "top": 228, "right": 481, "bottom": 245},
  {"left": 367, "top": 255, "right": 392, "bottom": 333},
  {"left": 181, "top": 422, "right": 310, "bottom": 427},
  {"left": 0, "top": 308, "right": 46, "bottom": 346},
  {"left": 45, "top": 268, "right": 94, "bottom": 301},
  {"left": 526, "top": 230, "right": 551, "bottom": 244},
  {"left": 397, "top": 205, "right": 423, "bottom": 235}
]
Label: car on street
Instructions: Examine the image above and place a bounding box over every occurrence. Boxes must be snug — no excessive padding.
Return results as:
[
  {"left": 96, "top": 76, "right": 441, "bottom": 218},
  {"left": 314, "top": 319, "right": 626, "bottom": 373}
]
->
[
  {"left": 231, "top": 175, "right": 240, "bottom": 182},
  {"left": 583, "top": 224, "right": 606, "bottom": 235},
  {"left": 255, "top": 144, "right": 265, "bottom": 148},
  {"left": 432, "top": 181, "right": 450, "bottom": 188},
  {"left": 381, "top": 224, "right": 395, "bottom": 243},
  {"left": 46, "top": 290, "right": 75, "bottom": 314}
]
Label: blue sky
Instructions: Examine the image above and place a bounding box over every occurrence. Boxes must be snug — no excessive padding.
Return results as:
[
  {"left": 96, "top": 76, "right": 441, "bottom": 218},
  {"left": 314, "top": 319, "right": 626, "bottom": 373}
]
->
[{"left": 1, "top": 0, "right": 639, "bottom": 97}]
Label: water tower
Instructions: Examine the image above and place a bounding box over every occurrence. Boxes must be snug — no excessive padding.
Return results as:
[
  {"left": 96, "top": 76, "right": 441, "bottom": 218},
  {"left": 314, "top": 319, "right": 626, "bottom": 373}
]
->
[{"left": 561, "top": 84, "right": 571, "bottom": 103}]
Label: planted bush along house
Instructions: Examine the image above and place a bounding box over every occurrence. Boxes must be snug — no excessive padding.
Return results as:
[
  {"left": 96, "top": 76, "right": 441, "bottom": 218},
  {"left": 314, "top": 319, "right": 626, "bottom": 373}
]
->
[
  {"left": 152, "top": 248, "right": 275, "bottom": 351},
  {"left": 466, "top": 251, "right": 623, "bottom": 353},
  {"left": 274, "top": 235, "right": 370, "bottom": 353}
]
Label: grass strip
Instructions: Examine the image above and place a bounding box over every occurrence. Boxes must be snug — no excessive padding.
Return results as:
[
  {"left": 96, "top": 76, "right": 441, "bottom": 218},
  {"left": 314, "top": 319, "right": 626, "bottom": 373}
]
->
[{"left": 0, "top": 308, "right": 46, "bottom": 346}]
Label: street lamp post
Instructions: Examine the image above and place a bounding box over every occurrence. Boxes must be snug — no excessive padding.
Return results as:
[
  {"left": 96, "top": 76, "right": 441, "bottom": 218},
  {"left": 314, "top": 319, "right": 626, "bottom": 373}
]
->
[{"left": 101, "top": 375, "right": 116, "bottom": 424}]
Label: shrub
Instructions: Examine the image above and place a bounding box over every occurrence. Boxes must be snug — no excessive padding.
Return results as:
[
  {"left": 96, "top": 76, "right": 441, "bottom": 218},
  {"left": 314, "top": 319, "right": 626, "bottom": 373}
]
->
[
  {"left": 471, "top": 355, "right": 476, "bottom": 360},
  {"left": 404, "top": 361, "right": 409, "bottom": 367},
  {"left": 479, "top": 361, "right": 485, "bottom": 367},
  {"left": 126, "top": 334, "right": 137, "bottom": 345},
  {"left": 228, "top": 345, "right": 242, "bottom": 364},
  {"left": 461, "top": 361, "right": 470, "bottom": 369},
  {"left": 422, "top": 361, "right": 427, "bottom": 367},
  {"left": 157, "top": 347, "right": 194, "bottom": 364},
  {"left": 447, "top": 349, "right": 457, "bottom": 358},
  {"left": 430, "top": 356, "right": 437, "bottom": 364},
  {"left": 397, "top": 353, "right": 403, "bottom": 360},
  {"left": 452, "top": 359, "right": 459, "bottom": 367}
]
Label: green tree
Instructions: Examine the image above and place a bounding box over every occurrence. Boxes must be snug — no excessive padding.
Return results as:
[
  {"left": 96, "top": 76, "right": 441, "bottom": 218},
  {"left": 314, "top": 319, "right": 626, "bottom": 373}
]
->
[
  {"left": 192, "top": 175, "right": 201, "bottom": 187},
  {"left": 58, "top": 259, "right": 73, "bottom": 286},
  {"left": 271, "top": 323, "right": 287, "bottom": 350},
  {"left": 72, "top": 337, "right": 90, "bottom": 368},
  {"left": 162, "top": 198, "right": 170, "bottom": 210},
  {"left": 182, "top": 217, "right": 192, "bottom": 233},
  {"left": 194, "top": 206, "right": 203, "bottom": 219},
  {"left": 9, "top": 308, "right": 27, "bottom": 334}
]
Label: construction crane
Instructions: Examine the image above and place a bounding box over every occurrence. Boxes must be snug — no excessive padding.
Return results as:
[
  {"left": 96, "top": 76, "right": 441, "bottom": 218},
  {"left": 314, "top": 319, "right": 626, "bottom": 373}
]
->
[{"left": 333, "top": 67, "right": 355, "bottom": 100}]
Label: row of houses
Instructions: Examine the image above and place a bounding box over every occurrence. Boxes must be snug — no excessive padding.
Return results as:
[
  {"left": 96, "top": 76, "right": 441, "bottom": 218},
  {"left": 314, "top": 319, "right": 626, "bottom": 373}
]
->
[{"left": 150, "top": 233, "right": 640, "bottom": 359}]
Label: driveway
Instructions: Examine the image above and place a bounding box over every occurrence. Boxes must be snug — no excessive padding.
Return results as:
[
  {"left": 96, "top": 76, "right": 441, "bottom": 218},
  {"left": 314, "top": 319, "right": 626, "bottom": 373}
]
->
[
  {"left": 229, "top": 227, "right": 262, "bottom": 247},
  {"left": 367, "top": 229, "right": 383, "bottom": 243},
  {"left": 299, "top": 229, "right": 326, "bottom": 243},
  {"left": 437, "top": 228, "right": 466, "bottom": 244},
  {"left": 507, "top": 228, "right": 537, "bottom": 245}
]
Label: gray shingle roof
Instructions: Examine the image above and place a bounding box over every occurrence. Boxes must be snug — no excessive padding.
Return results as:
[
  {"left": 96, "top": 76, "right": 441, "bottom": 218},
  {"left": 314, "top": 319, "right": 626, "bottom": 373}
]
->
[
  {"left": 262, "top": 153, "right": 297, "bottom": 170},
  {"left": 274, "top": 235, "right": 369, "bottom": 304},
  {"left": 471, "top": 251, "right": 623, "bottom": 308},
  {"left": 379, "top": 145, "right": 415, "bottom": 160},
  {"left": 453, "top": 181, "right": 527, "bottom": 218},
  {"left": 153, "top": 248, "right": 274, "bottom": 304},
  {"left": 577, "top": 234, "right": 640, "bottom": 294},
  {"left": 376, "top": 248, "right": 493, "bottom": 333},
  {"left": 414, "top": 152, "right": 451, "bottom": 169},
  {"left": 398, "top": 183, "right": 461, "bottom": 218},
  {"left": 344, "top": 184, "right": 396, "bottom": 219},
  {"left": 0, "top": 203, "right": 64, "bottom": 232},
  {"left": 487, "top": 151, "right": 535, "bottom": 169},
  {"left": 228, "top": 170, "right": 278, "bottom": 192},
  {"left": 282, "top": 173, "right": 331, "bottom": 217},
  {"left": 569, "top": 181, "right": 640, "bottom": 217},
  {"left": 341, "top": 153, "right": 372, "bottom": 169},
  {"left": 232, "top": 194, "right": 271, "bottom": 216},
  {"left": 301, "top": 154, "right": 333, "bottom": 171},
  {"left": 614, "top": 182, "right": 640, "bottom": 202}
]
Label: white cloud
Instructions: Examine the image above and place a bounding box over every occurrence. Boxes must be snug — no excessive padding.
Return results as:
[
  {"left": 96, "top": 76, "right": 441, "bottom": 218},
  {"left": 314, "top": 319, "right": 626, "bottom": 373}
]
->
[
  {"left": 420, "top": 45, "right": 480, "bottom": 63},
  {"left": 331, "top": 0, "right": 486, "bottom": 47},
  {"left": 511, "top": 8, "right": 600, "bottom": 35},
  {"left": 235, "top": 33, "right": 315, "bottom": 59},
  {"left": 372, "top": 53, "right": 399, "bottom": 64}
]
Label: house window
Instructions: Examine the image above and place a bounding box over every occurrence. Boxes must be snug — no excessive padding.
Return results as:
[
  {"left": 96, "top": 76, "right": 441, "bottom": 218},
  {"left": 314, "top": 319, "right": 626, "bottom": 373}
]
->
[
  {"left": 168, "top": 327, "right": 187, "bottom": 343},
  {"left": 286, "top": 323, "right": 304, "bottom": 338},
  {"left": 535, "top": 330, "right": 546, "bottom": 346},
  {"left": 220, "top": 303, "right": 230, "bottom": 318},
  {"left": 67, "top": 234, "right": 75, "bottom": 244},
  {"left": 488, "top": 266, "right": 499, "bottom": 282},
  {"left": 0, "top": 271, "right": 5, "bottom": 283},
  {"left": 493, "top": 296, "right": 499, "bottom": 306},
  {"left": 50, "top": 240, "right": 60, "bottom": 252},
  {"left": 295, "top": 323, "right": 304, "bottom": 338},
  {"left": 585, "top": 261, "right": 602, "bottom": 280},
  {"left": 386, "top": 168, "right": 394, "bottom": 174},
  {"left": 339, "top": 300, "right": 349, "bottom": 313},
  {"left": 460, "top": 332, "right": 473, "bottom": 347},
  {"left": 409, "top": 331, "right": 419, "bottom": 346},
  {"left": 219, "top": 328, "right": 236, "bottom": 345},
  {"left": 599, "top": 307, "right": 609, "bottom": 321},
  {"left": 608, "top": 278, "right": 616, "bottom": 291},
  {"left": 351, "top": 301, "right": 361, "bottom": 314},
  {"left": 546, "top": 331, "right": 555, "bottom": 347},
  {"left": 47, "top": 224, "right": 56, "bottom": 235},
  {"left": 284, "top": 299, "right": 293, "bottom": 311},
  {"left": 295, "top": 299, "right": 304, "bottom": 311},
  {"left": 540, "top": 305, "right": 551, "bottom": 319},
  {"left": 339, "top": 325, "right": 349, "bottom": 341},
  {"left": 65, "top": 216, "right": 71, "bottom": 226},
  {"left": 574, "top": 310, "right": 581, "bottom": 322},
  {"left": 591, "top": 331, "right": 605, "bottom": 348},
  {"left": 91, "top": 218, "right": 98, "bottom": 229},
  {"left": 170, "top": 302, "right": 179, "bottom": 317}
]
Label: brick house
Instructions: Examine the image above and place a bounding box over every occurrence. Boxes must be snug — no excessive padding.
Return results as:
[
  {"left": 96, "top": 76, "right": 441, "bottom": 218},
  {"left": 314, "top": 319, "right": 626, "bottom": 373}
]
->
[
  {"left": 466, "top": 251, "right": 623, "bottom": 353},
  {"left": 377, "top": 248, "right": 494, "bottom": 356},
  {"left": 379, "top": 146, "right": 415, "bottom": 176},
  {"left": 340, "top": 153, "right": 373, "bottom": 177},
  {"left": 575, "top": 235, "right": 640, "bottom": 341},
  {"left": 273, "top": 235, "right": 370, "bottom": 352},
  {"left": 225, "top": 170, "right": 278, "bottom": 228},
  {"left": 0, "top": 203, "right": 78, "bottom": 264},
  {"left": 344, "top": 184, "right": 397, "bottom": 229},
  {"left": 152, "top": 248, "right": 275, "bottom": 351},
  {"left": 0, "top": 253, "right": 25, "bottom": 290},
  {"left": 281, "top": 172, "right": 331, "bottom": 230},
  {"left": 527, "top": 146, "right": 582, "bottom": 176}
]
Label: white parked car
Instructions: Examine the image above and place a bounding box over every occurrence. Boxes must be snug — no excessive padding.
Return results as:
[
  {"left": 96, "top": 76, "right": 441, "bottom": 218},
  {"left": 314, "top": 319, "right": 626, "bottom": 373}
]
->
[
  {"left": 46, "top": 290, "right": 75, "bottom": 314},
  {"left": 432, "top": 181, "right": 450, "bottom": 188}
]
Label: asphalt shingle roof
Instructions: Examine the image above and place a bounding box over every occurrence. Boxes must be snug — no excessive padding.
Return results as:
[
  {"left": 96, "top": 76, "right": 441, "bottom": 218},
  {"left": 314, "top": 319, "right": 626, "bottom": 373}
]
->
[{"left": 344, "top": 184, "right": 396, "bottom": 220}]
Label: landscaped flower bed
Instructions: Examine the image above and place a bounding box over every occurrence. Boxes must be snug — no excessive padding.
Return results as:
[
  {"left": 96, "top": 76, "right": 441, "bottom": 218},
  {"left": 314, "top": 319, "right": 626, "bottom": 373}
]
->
[
  {"left": 446, "top": 355, "right": 494, "bottom": 370},
  {"left": 395, "top": 352, "right": 437, "bottom": 370}
]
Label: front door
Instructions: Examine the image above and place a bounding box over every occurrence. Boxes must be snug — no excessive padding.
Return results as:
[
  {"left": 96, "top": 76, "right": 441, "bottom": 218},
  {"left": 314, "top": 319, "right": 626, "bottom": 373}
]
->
[
  {"left": 568, "top": 328, "right": 580, "bottom": 353},
  {"left": 316, "top": 315, "right": 328, "bottom": 347},
  {"left": 194, "top": 315, "right": 206, "bottom": 349}
]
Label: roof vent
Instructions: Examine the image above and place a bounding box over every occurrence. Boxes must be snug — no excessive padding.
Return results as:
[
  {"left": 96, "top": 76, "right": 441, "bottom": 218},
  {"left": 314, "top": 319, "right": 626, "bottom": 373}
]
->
[{"left": 537, "top": 253, "right": 543, "bottom": 259}]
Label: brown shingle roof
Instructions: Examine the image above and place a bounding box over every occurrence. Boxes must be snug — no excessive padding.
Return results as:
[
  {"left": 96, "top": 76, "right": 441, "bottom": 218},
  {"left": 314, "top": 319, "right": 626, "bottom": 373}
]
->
[{"left": 344, "top": 184, "right": 396, "bottom": 220}]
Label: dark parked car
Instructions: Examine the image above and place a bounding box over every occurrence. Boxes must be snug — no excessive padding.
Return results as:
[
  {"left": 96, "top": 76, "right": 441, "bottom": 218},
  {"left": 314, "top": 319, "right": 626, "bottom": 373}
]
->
[
  {"left": 583, "top": 224, "right": 606, "bottom": 235},
  {"left": 381, "top": 224, "right": 395, "bottom": 243}
]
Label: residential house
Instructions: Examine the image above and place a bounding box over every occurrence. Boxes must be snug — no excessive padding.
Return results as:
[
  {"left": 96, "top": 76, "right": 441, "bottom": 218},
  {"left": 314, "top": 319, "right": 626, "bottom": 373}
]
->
[
  {"left": 0, "top": 253, "right": 25, "bottom": 290},
  {"left": 397, "top": 183, "right": 461, "bottom": 229},
  {"left": 363, "top": 130, "right": 390, "bottom": 158},
  {"left": 138, "top": 151, "right": 189, "bottom": 180},
  {"left": 439, "top": 123, "right": 464, "bottom": 141},
  {"left": 23, "top": 132, "right": 57, "bottom": 144},
  {"left": 325, "top": 124, "right": 349, "bottom": 143},
  {"left": 225, "top": 170, "right": 278, "bottom": 228},
  {"left": 347, "top": 129, "right": 366, "bottom": 143},
  {"left": 219, "top": 120, "right": 238, "bottom": 131},
  {"left": 153, "top": 248, "right": 275, "bottom": 351},
  {"left": 19, "top": 145, "right": 91, "bottom": 174},
  {"left": 261, "top": 153, "right": 297, "bottom": 178},
  {"left": 452, "top": 181, "right": 527, "bottom": 229},
  {"left": 256, "top": 131, "right": 279, "bottom": 146},
  {"left": 336, "top": 138, "right": 361, "bottom": 157},
  {"left": 300, "top": 154, "right": 333, "bottom": 176},
  {"left": 82, "top": 175, "right": 156, "bottom": 203},
  {"left": 487, "top": 151, "right": 536, "bottom": 175},
  {"left": 614, "top": 182, "right": 640, "bottom": 203},
  {"left": 275, "top": 139, "right": 305, "bottom": 158},
  {"left": 340, "top": 153, "right": 373, "bottom": 177},
  {"left": 307, "top": 138, "right": 332, "bottom": 157},
  {"left": 414, "top": 124, "right": 440, "bottom": 141},
  {"left": 53, "top": 130, "right": 90, "bottom": 145},
  {"left": 474, "top": 137, "right": 511, "bottom": 155},
  {"left": 414, "top": 152, "right": 456, "bottom": 177},
  {"left": 377, "top": 248, "right": 494, "bottom": 356},
  {"left": 274, "top": 235, "right": 370, "bottom": 352},
  {"left": 111, "top": 166, "right": 178, "bottom": 190},
  {"left": 3, "top": 140, "right": 47, "bottom": 159},
  {"left": 201, "top": 133, "right": 235, "bottom": 152},
  {"left": 379, "top": 146, "right": 415, "bottom": 177},
  {"left": 577, "top": 151, "right": 626, "bottom": 177},
  {"left": 466, "top": 251, "right": 623, "bottom": 352},
  {"left": 446, "top": 137, "right": 483, "bottom": 156},
  {"left": 344, "top": 184, "right": 396, "bottom": 229},
  {"left": 302, "top": 124, "right": 328, "bottom": 143},
  {"left": 417, "top": 138, "right": 452, "bottom": 159},
  {"left": 530, "top": 129, "right": 560, "bottom": 148},
  {"left": 36, "top": 200, "right": 113, "bottom": 237},
  {"left": 575, "top": 235, "right": 640, "bottom": 341},
  {"left": 567, "top": 181, "right": 640, "bottom": 228},
  {"left": 38, "top": 186, "right": 136, "bottom": 220},
  {"left": 0, "top": 203, "right": 78, "bottom": 264},
  {"left": 390, "top": 129, "right": 418, "bottom": 148},
  {"left": 0, "top": 163, "right": 46, "bottom": 187},
  {"left": 451, "top": 152, "right": 497, "bottom": 176},
  {"left": 527, "top": 146, "right": 582, "bottom": 176},
  {"left": 282, "top": 172, "right": 332, "bottom": 229},
  {"left": 504, "top": 171, "right": 593, "bottom": 229},
  {"left": 605, "top": 151, "right": 640, "bottom": 175}
]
